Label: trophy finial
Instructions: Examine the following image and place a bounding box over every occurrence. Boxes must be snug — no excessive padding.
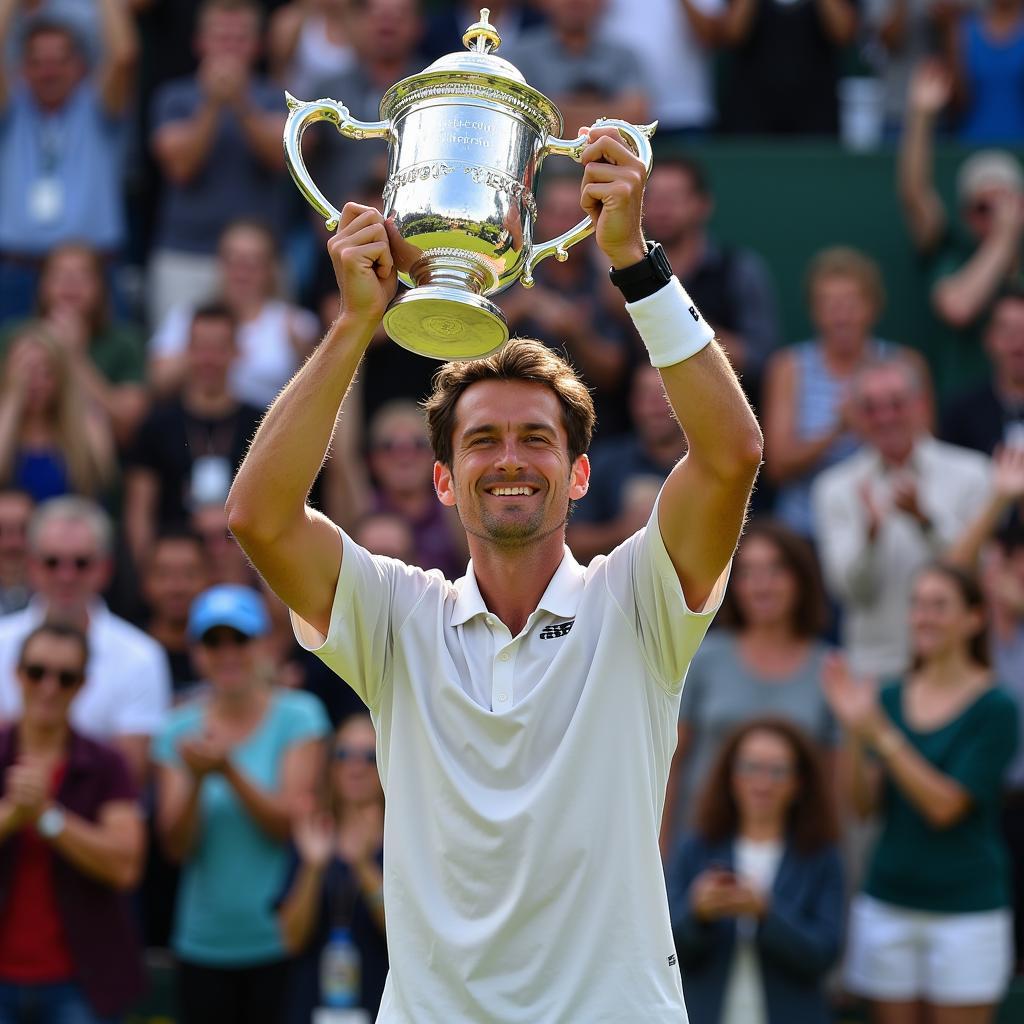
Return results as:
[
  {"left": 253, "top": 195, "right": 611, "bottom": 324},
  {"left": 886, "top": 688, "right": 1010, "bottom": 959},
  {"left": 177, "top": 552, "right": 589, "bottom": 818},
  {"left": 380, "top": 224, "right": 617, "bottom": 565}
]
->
[{"left": 463, "top": 8, "right": 501, "bottom": 54}]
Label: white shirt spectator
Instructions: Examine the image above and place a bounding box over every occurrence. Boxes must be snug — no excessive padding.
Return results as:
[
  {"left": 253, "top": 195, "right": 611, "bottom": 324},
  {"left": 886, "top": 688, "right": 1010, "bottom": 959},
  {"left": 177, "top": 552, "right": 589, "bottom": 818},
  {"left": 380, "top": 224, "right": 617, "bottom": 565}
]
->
[
  {"left": 150, "top": 300, "right": 320, "bottom": 409},
  {"left": 812, "top": 436, "right": 990, "bottom": 677},
  {"left": 0, "top": 598, "right": 171, "bottom": 739},
  {"left": 292, "top": 503, "right": 729, "bottom": 1023},
  {"left": 600, "top": 0, "right": 723, "bottom": 130}
]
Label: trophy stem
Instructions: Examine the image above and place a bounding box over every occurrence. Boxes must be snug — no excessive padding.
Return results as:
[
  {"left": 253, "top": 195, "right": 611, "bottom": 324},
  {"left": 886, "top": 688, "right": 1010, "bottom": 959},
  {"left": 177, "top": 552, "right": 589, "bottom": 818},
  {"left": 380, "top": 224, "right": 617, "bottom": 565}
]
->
[{"left": 410, "top": 250, "right": 493, "bottom": 295}]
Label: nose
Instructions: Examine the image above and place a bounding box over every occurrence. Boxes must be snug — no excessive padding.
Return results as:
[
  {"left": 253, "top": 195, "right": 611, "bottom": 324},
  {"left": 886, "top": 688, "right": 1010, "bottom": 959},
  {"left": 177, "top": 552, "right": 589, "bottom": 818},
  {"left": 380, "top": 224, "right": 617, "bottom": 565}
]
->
[{"left": 494, "top": 438, "right": 526, "bottom": 473}]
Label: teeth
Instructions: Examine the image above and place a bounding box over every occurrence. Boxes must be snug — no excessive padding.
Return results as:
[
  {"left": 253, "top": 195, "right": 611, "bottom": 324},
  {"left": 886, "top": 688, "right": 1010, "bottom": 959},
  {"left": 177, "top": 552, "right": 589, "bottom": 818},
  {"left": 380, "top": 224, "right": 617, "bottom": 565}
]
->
[{"left": 491, "top": 487, "right": 533, "bottom": 496}]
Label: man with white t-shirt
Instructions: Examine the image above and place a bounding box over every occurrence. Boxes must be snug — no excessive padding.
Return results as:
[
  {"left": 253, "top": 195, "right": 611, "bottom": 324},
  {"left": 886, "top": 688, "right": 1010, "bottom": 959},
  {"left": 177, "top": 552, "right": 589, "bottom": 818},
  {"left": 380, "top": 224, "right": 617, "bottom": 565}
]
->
[
  {"left": 227, "top": 126, "right": 763, "bottom": 1021},
  {"left": 0, "top": 497, "right": 171, "bottom": 782}
]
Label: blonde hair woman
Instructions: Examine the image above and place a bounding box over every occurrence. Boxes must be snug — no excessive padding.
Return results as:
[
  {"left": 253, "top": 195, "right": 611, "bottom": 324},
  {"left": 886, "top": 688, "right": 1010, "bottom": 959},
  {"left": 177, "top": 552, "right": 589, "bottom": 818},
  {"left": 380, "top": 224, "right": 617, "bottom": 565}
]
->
[{"left": 0, "top": 323, "right": 115, "bottom": 502}]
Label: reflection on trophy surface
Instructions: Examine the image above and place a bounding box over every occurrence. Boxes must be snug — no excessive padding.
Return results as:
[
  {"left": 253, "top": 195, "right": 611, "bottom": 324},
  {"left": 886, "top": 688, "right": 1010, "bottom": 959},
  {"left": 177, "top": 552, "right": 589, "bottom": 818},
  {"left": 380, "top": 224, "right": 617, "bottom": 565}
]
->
[{"left": 283, "top": 8, "right": 656, "bottom": 360}]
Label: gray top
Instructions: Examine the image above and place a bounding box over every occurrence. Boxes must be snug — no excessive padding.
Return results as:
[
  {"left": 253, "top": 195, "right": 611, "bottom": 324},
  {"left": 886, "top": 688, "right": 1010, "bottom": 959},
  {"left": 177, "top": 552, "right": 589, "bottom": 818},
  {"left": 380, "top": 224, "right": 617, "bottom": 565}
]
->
[
  {"left": 995, "top": 624, "right": 1024, "bottom": 787},
  {"left": 500, "top": 27, "right": 646, "bottom": 106},
  {"left": 670, "top": 631, "right": 838, "bottom": 844}
]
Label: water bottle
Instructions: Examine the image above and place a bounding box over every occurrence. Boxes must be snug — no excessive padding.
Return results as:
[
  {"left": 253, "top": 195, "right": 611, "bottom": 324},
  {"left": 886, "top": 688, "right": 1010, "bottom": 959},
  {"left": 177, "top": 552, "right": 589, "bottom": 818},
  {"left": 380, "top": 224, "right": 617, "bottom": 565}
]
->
[{"left": 320, "top": 926, "right": 361, "bottom": 1009}]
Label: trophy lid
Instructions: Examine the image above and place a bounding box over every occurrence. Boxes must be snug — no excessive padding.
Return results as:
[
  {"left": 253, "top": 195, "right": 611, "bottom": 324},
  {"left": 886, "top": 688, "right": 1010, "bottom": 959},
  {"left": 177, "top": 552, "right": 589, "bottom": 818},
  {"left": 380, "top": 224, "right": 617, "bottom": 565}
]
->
[{"left": 379, "top": 8, "right": 562, "bottom": 136}]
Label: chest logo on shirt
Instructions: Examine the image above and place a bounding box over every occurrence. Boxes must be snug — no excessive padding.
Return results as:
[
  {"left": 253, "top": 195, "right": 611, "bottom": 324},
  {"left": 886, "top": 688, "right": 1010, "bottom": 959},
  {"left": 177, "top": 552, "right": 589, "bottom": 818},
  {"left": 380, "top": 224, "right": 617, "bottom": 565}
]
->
[{"left": 538, "top": 620, "right": 574, "bottom": 640}]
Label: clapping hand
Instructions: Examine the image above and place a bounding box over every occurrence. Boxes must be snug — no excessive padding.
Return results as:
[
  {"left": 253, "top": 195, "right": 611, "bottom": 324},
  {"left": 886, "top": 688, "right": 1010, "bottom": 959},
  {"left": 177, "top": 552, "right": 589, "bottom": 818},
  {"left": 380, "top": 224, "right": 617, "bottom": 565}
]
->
[
  {"left": 5, "top": 757, "right": 49, "bottom": 825},
  {"left": 294, "top": 813, "right": 335, "bottom": 868},
  {"left": 991, "top": 444, "right": 1024, "bottom": 505},
  {"left": 691, "top": 868, "right": 768, "bottom": 921},
  {"left": 179, "top": 734, "right": 230, "bottom": 779},
  {"left": 908, "top": 59, "right": 952, "bottom": 118},
  {"left": 822, "top": 653, "right": 883, "bottom": 741}
]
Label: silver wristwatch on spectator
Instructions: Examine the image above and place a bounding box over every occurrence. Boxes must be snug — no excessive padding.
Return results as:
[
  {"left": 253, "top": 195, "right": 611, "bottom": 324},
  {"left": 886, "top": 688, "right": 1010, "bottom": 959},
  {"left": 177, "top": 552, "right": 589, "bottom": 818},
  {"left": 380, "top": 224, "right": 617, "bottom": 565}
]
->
[{"left": 37, "top": 805, "right": 66, "bottom": 840}]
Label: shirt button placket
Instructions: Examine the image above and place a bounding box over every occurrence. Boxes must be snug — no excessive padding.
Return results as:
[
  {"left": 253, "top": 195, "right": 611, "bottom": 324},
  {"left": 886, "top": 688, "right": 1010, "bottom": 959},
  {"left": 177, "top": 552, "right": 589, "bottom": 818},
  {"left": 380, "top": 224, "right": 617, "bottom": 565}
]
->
[{"left": 493, "top": 641, "right": 514, "bottom": 709}]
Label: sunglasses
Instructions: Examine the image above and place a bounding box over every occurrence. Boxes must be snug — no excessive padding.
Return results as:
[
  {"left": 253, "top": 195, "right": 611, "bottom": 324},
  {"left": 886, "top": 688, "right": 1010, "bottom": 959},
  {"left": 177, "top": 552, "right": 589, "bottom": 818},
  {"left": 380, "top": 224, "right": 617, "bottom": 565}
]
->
[
  {"left": 334, "top": 748, "right": 376, "bottom": 765},
  {"left": 199, "top": 629, "right": 252, "bottom": 649},
  {"left": 40, "top": 554, "right": 95, "bottom": 572},
  {"left": 735, "top": 759, "right": 794, "bottom": 782},
  {"left": 21, "top": 662, "right": 83, "bottom": 689},
  {"left": 372, "top": 437, "right": 432, "bottom": 454}
]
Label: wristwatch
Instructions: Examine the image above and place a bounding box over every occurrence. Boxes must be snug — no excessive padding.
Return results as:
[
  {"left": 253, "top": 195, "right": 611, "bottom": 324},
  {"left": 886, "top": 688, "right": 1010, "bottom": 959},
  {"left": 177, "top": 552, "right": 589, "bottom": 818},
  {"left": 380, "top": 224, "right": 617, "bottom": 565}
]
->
[
  {"left": 608, "top": 241, "right": 674, "bottom": 303},
  {"left": 37, "top": 805, "right": 66, "bottom": 840}
]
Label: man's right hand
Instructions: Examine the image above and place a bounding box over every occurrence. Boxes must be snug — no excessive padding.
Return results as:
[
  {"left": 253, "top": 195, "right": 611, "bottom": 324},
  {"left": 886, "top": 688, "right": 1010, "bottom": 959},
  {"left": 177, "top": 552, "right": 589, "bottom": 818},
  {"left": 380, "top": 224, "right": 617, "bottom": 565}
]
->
[{"left": 329, "top": 204, "right": 418, "bottom": 331}]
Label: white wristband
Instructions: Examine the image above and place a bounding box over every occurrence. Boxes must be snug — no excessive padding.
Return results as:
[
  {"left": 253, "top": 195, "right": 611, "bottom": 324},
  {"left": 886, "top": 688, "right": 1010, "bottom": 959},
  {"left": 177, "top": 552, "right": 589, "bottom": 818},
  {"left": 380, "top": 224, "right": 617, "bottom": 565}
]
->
[{"left": 625, "top": 276, "right": 715, "bottom": 368}]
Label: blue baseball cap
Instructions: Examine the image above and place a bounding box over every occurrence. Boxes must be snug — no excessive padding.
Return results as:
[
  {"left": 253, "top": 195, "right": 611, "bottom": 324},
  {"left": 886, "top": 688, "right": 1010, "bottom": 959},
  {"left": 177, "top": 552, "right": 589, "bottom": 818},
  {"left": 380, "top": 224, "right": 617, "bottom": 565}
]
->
[{"left": 188, "top": 585, "right": 269, "bottom": 642}]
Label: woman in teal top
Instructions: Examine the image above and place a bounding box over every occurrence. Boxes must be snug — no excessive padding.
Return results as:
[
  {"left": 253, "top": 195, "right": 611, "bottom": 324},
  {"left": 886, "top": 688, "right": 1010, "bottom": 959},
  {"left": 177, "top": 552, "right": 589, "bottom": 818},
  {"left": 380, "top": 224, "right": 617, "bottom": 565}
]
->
[
  {"left": 824, "top": 563, "right": 1018, "bottom": 1024},
  {"left": 154, "top": 585, "right": 328, "bottom": 1024}
]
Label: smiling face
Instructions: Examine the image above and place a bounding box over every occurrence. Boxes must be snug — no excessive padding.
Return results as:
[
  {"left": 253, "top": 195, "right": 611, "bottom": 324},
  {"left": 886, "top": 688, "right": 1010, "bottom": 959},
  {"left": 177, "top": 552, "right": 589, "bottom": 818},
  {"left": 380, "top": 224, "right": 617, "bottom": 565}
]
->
[
  {"left": 434, "top": 380, "right": 589, "bottom": 551},
  {"left": 730, "top": 729, "right": 800, "bottom": 830},
  {"left": 909, "top": 568, "right": 985, "bottom": 665},
  {"left": 733, "top": 535, "right": 799, "bottom": 630},
  {"left": 17, "top": 631, "right": 86, "bottom": 732}
]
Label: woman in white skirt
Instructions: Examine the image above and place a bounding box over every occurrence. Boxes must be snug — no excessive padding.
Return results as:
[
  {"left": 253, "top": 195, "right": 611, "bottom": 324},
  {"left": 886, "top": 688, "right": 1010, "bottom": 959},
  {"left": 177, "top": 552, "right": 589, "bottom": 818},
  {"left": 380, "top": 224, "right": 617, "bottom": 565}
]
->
[{"left": 825, "top": 563, "right": 1018, "bottom": 1024}]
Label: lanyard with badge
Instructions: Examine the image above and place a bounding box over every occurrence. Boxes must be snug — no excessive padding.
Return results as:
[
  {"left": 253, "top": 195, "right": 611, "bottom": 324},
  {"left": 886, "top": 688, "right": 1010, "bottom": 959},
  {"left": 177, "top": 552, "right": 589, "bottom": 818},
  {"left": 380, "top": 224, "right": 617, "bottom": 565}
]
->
[
  {"left": 29, "top": 115, "right": 65, "bottom": 225},
  {"left": 186, "top": 418, "right": 235, "bottom": 508}
]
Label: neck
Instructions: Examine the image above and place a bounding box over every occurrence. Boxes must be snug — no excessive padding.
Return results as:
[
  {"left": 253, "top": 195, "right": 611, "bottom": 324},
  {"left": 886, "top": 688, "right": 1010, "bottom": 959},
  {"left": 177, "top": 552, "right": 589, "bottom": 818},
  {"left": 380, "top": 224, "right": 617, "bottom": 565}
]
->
[
  {"left": 18, "top": 719, "right": 69, "bottom": 758},
  {"left": 742, "top": 621, "right": 797, "bottom": 646},
  {"left": 226, "top": 293, "right": 264, "bottom": 322},
  {"left": 917, "top": 648, "right": 977, "bottom": 687},
  {"left": 367, "top": 56, "right": 407, "bottom": 88},
  {"left": 739, "top": 818, "right": 784, "bottom": 842},
  {"left": 210, "top": 680, "right": 264, "bottom": 718},
  {"left": 338, "top": 799, "right": 383, "bottom": 831},
  {"left": 879, "top": 439, "right": 916, "bottom": 469},
  {"left": 642, "top": 433, "right": 687, "bottom": 468},
  {"left": 42, "top": 601, "right": 90, "bottom": 633},
  {"left": 184, "top": 385, "right": 236, "bottom": 417},
  {"left": 148, "top": 617, "right": 189, "bottom": 653},
  {"left": 821, "top": 338, "right": 869, "bottom": 373},
  {"left": 381, "top": 487, "right": 431, "bottom": 520},
  {"left": 556, "top": 24, "right": 591, "bottom": 52},
  {"left": 996, "top": 375, "right": 1024, "bottom": 404},
  {"left": 469, "top": 530, "right": 566, "bottom": 636}
]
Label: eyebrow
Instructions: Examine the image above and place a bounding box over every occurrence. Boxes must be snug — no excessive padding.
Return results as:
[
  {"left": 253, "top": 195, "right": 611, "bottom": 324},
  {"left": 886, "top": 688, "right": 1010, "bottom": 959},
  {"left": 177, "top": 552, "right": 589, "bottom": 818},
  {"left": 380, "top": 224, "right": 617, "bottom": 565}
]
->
[{"left": 461, "top": 422, "right": 557, "bottom": 440}]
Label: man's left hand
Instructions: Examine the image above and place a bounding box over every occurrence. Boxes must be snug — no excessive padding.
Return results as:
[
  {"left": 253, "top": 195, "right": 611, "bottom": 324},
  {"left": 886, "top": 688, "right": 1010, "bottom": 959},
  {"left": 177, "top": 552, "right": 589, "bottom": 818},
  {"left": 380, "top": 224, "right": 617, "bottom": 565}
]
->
[{"left": 579, "top": 125, "right": 648, "bottom": 270}]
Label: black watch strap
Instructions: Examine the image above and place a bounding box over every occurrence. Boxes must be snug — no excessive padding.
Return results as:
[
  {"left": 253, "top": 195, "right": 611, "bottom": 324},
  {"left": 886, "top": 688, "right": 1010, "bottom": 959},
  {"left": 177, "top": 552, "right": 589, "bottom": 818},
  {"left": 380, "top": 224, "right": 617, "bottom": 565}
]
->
[{"left": 609, "top": 241, "right": 674, "bottom": 303}]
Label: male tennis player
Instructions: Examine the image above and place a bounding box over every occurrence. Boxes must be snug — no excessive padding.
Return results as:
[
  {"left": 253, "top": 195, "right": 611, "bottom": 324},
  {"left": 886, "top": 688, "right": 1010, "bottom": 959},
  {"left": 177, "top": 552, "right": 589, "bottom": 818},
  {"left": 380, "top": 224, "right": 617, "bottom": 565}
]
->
[{"left": 227, "top": 126, "right": 763, "bottom": 1022}]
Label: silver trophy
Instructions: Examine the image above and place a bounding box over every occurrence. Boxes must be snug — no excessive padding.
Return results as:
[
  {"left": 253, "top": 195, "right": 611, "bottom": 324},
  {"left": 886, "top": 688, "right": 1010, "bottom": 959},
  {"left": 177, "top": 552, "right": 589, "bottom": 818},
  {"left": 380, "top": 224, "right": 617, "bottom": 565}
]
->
[{"left": 283, "top": 8, "right": 655, "bottom": 360}]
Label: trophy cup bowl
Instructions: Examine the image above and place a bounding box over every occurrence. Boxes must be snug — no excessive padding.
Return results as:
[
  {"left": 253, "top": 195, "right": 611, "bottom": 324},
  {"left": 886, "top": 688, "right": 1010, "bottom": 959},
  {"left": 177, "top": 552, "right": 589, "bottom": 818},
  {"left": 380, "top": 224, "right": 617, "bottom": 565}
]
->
[{"left": 283, "top": 8, "right": 656, "bottom": 360}]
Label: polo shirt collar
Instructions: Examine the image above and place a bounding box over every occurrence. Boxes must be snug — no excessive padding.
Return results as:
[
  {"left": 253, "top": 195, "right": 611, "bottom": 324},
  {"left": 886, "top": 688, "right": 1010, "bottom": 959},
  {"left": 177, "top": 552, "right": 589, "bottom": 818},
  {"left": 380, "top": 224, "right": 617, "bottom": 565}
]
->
[{"left": 451, "top": 546, "right": 584, "bottom": 627}]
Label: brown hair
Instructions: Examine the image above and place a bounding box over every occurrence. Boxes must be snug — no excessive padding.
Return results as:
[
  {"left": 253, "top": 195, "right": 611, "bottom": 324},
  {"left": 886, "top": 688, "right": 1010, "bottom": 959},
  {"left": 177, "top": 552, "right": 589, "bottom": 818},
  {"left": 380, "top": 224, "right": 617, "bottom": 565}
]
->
[
  {"left": 693, "top": 717, "right": 839, "bottom": 854},
  {"left": 912, "top": 562, "right": 991, "bottom": 669},
  {"left": 716, "top": 519, "right": 830, "bottom": 638},
  {"left": 805, "top": 246, "right": 886, "bottom": 314},
  {"left": 18, "top": 621, "right": 89, "bottom": 671},
  {"left": 422, "top": 338, "right": 595, "bottom": 467}
]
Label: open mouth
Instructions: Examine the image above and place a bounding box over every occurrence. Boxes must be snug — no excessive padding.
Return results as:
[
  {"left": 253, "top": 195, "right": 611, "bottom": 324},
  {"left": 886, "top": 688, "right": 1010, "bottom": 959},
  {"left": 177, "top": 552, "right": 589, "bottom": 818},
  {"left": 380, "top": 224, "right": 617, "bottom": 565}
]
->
[{"left": 485, "top": 485, "right": 540, "bottom": 497}]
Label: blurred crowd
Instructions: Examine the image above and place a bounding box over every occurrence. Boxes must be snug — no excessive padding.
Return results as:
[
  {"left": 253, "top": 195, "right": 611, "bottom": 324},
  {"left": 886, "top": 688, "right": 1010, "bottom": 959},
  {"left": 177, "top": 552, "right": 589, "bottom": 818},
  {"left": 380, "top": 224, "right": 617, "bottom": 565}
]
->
[{"left": 0, "top": 1, "right": 1024, "bottom": 1023}]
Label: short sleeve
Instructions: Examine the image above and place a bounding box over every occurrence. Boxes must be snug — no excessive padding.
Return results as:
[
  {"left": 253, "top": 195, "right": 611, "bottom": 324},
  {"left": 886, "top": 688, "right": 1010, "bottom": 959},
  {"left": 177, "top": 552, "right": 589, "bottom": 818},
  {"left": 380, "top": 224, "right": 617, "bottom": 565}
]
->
[
  {"left": 277, "top": 691, "right": 331, "bottom": 746},
  {"left": 603, "top": 499, "right": 730, "bottom": 694},
  {"left": 98, "top": 744, "right": 139, "bottom": 803},
  {"left": 943, "top": 691, "right": 1019, "bottom": 802},
  {"left": 148, "top": 305, "right": 191, "bottom": 358},
  {"left": 291, "top": 530, "right": 443, "bottom": 712},
  {"left": 151, "top": 79, "right": 198, "bottom": 133},
  {"left": 152, "top": 706, "right": 201, "bottom": 767}
]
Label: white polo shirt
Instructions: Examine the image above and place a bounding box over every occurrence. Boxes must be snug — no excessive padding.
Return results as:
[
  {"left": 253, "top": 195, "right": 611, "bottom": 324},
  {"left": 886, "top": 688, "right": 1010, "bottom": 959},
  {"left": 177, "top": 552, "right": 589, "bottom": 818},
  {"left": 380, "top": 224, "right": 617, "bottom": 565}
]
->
[{"left": 293, "top": 507, "right": 729, "bottom": 1023}]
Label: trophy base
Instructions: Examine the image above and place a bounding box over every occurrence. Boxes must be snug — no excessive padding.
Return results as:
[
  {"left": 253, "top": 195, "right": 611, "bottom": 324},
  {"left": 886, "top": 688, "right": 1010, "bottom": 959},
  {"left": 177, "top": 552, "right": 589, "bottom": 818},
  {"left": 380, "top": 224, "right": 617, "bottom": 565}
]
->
[{"left": 383, "top": 286, "right": 508, "bottom": 360}]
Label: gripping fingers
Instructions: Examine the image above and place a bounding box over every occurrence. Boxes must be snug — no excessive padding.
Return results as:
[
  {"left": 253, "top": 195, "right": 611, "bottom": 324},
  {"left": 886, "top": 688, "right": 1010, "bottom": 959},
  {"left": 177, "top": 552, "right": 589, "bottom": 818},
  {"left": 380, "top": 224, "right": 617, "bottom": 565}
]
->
[
  {"left": 338, "top": 224, "right": 394, "bottom": 279},
  {"left": 580, "top": 132, "right": 643, "bottom": 171}
]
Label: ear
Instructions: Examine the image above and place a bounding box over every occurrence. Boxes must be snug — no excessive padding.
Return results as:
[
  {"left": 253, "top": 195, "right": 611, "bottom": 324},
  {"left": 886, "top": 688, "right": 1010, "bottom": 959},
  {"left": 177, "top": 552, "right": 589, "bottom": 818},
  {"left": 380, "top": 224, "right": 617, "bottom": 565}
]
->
[
  {"left": 569, "top": 454, "right": 590, "bottom": 502},
  {"left": 434, "top": 461, "right": 457, "bottom": 508}
]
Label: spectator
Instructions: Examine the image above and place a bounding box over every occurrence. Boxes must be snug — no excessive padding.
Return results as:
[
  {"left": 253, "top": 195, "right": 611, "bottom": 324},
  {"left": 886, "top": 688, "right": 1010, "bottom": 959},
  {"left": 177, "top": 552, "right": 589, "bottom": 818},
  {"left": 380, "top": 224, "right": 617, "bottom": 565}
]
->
[
  {"left": 813, "top": 358, "right": 990, "bottom": 676},
  {"left": 0, "top": 497, "right": 171, "bottom": 782},
  {"left": 667, "top": 718, "right": 844, "bottom": 1024},
  {"left": 948, "top": 0, "right": 1024, "bottom": 143},
  {"left": 422, "top": 1, "right": 544, "bottom": 62},
  {"left": 192, "top": 500, "right": 258, "bottom": 587},
  {"left": 141, "top": 532, "right": 210, "bottom": 695},
  {"left": 641, "top": 156, "right": 780, "bottom": 400},
  {"left": 148, "top": 0, "right": 287, "bottom": 325},
  {"left": 126, "top": 302, "right": 264, "bottom": 568},
  {"left": 863, "top": 0, "right": 952, "bottom": 133},
  {"left": 305, "top": 0, "right": 424, "bottom": 222},
  {"left": 3, "top": 1, "right": 108, "bottom": 68},
  {"left": 0, "top": 0, "right": 136, "bottom": 320},
  {"left": 0, "top": 323, "right": 115, "bottom": 504},
  {"left": 662, "top": 521, "right": 836, "bottom": 857},
  {"left": 499, "top": 173, "right": 632, "bottom": 436},
  {"left": 942, "top": 287, "right": 1024, "bottom": 455},
  {"left": 351, "top": 511, "right": 415, "bottom": 563},
  {"left": 718, "top": 0, "right": 858, "bottom": 135},
  {"left": 268, "top": 0, "right": 355, "bottom": 99},
  {"left": 148, "top": 221, "right": 319, "bottom": 408},
  {"left": 0, "top": 242, "right": 148, "bottom": 445},
  {"left": 0, "top": 490, "right": 32, "bottom": 615},
  {"left": 362, "top": 400, "right": 467, "bottom": 579},
  {"left": 279, "top": 712, "right": 388, "bottom": 1021},
  {"left": 824, "top": 565, "right": 1018, "bottom": 1021},
  {"left": 600, "top": 0, "right": 720, "bottom": 136},
  {"left": 763, "top": 247, "right": 924, "bottom": 537},
  {"left": 154, "top": 584, "right": 328, "bottom": 1024},
  {"left": 898, "top": 60, "right": 1024, "bottom": 386},
  {"left": 0, "top": 622, "right": 146, "bottom": 1024},
  {"left": 567, "top": 364, "right": 682, "bottom": 562},
  {"left": 501, "top": 0, "right": 649, "bottom": 139}
]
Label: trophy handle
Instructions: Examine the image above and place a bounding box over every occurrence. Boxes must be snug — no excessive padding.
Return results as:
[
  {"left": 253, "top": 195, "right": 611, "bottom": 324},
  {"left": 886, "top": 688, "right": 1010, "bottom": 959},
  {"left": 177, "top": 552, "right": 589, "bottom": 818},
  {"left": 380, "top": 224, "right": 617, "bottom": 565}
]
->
[
  {"left": 523, "top": 118, "right": 657, "bottom": 287},
  {"left": 283, "top": 92, "right": 393, "bottom": 232}
]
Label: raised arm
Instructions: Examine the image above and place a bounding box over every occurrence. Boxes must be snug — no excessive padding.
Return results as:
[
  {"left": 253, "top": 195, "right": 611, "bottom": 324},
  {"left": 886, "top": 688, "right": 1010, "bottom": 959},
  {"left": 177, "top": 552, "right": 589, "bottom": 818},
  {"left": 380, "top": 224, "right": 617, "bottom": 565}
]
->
[
  {"left": 580, "top": 128, "right": 763, "bottom": 612},
  {"left": 96, "top": 0, "right": 139, "bottom": 115},
  {"left": 0, "top": 0, "right": 20, "bottom": 110},
  {"left": 898, "top": 59, "right": 950, "bottom": 253},
  {"left": 225, "top": 206, "right": 418, "bottom": 636}
]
